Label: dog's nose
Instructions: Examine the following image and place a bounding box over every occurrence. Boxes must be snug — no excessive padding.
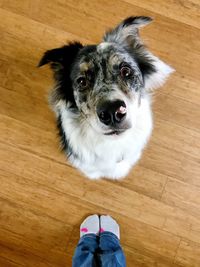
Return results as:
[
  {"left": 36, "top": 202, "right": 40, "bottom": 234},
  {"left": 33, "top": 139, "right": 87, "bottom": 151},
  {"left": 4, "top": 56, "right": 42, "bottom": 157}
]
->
[{"left": 97, "top": 100, "right": 127, "bottom": 126}]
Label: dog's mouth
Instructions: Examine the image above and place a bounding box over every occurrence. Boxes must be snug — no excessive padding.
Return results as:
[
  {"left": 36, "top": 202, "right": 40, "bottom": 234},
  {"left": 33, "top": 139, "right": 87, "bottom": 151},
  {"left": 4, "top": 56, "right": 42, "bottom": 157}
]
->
[
  {"left": 103, "top": 122, "right": 131, "bottom": 136},
  {"left": 104, "top": 130, "right": 125, "bottom": 136}
]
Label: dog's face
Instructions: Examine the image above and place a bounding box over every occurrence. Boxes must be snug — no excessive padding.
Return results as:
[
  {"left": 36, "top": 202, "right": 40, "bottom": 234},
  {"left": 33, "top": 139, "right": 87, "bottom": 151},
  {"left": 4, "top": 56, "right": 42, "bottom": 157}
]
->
[
  {"left": 70, "top": 42, "right": 144, "bottom": 135},
  {"left": 39, "top": 16, "right": 173, "bottom": 135}
]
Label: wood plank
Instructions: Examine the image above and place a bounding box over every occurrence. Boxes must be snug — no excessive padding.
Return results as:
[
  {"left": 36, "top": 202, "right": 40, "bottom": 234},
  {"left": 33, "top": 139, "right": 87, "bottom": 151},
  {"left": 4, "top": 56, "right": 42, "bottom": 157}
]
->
[
  {"left": 0, "top": 256, "right": 21, "bottom": 267},
  {"left": 0, "top": 86, "right": 54, "bottom": 132},
  {"left": 175, "top": 239, "right": 200, "bottom": 267},
  {"left": 0, "top": 0, "right": 200, "bottom": 265},
  {"left": 124, "top": 247, "right": 183, "bottom": 267},
  {"left": 123, "top": 0, "right": 200, "bottom": 29},
  {"left": 141, "top": 142, "right": 200, "bottom": 187},
  {"left": 0, "top": 8, "right": 90, "bottom": 65},
  {"left": 0, "top": 169, "right": 181, "bottom": 262},
  {"left": 162, "top": 179, "right": 200, "bottom": 224},
  {"left": 0, "top": 143, "right": 198, "bottom": 244},
  {"left": 153, "top": 119, "right": 200, "bottom": 160},
  {"left": 162, "top": 72, "right": 200, "bottom": 106},
  {"left": 154, "top": 93, "right": 200, "bottom": 132}
]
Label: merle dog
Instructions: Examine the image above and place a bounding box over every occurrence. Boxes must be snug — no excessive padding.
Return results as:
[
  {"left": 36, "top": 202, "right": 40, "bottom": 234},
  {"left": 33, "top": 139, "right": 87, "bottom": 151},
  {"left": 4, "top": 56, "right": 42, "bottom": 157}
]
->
[{"left": 39, "top": 17, "right": 173, "bottom": 179}]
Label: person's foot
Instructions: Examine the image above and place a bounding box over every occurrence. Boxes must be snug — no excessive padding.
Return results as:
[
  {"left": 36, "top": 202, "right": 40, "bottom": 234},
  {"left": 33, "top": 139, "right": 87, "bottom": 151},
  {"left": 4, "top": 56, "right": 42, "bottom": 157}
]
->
[
  {"left": 80, "top": 214, "right": 100, "bottom": 237},
  {"left": 100, "top": 215, "right": 120, "bottom": 239}
]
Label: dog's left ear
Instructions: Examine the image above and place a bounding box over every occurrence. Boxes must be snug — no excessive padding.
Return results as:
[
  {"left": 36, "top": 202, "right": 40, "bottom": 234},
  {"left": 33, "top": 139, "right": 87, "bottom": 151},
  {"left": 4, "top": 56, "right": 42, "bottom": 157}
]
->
[
  {"left": 104, "top": 16, "right": 174, "bottom": 91},
  {"left": 104, "top": 16, "right": 152, "bottom": 45}
]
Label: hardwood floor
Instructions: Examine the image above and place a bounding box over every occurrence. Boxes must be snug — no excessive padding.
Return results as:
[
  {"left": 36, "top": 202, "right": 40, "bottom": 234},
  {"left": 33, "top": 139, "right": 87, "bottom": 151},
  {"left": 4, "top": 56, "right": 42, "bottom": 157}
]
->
[{"left": 0, "top": 0, "right": 200, "bottom": 266}]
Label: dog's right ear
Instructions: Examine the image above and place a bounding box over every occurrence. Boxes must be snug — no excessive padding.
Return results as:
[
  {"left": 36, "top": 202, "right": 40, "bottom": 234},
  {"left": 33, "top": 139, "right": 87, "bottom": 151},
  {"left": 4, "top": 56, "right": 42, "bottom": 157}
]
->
[
  {"left": 38, "top": 42, "right": 83, "bottom": 71},
  {"left": 38, "top": 42, "right": 83, "bottom": 106}
]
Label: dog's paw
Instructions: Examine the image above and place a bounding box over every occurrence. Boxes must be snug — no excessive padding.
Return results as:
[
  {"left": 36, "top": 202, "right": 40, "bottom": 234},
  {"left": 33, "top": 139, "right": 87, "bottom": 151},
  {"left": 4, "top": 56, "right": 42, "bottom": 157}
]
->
[
  {"left": 82, "top": 170, "right": 103, "bottom": 180},
  {"left": 106, "top": 160, "right": 132, "bottom": 180}
]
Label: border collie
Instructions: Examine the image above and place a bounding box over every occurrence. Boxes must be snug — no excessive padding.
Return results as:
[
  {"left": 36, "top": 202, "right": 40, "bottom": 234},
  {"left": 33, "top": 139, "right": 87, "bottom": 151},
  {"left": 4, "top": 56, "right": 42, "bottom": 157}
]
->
[{"left": 39, "top": 16, "right": 174, "bottom": 179}]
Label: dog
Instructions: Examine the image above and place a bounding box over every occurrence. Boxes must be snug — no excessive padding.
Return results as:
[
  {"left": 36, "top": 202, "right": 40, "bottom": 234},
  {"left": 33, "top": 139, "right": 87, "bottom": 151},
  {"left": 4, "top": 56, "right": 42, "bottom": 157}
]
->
[{"left": 39, "top": 16, "right": 173, "bottom": 180}]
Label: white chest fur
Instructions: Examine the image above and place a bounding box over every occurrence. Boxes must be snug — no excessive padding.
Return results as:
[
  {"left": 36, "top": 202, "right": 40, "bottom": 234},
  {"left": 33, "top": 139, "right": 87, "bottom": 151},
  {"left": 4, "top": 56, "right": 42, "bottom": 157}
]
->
[{"left": 58, "top": 97, "right": 152, "bottom": 180}]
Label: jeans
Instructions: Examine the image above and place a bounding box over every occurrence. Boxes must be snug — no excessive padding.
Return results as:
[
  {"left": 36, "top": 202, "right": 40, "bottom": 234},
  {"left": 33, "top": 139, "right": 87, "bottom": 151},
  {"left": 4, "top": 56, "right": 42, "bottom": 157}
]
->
[{"left": 72, "top": 232, "right": 126, "bottom": 267}]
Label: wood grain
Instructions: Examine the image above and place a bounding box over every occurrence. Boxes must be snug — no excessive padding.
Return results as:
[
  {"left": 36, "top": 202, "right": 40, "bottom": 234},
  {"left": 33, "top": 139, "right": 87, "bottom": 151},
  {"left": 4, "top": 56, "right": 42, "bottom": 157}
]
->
[{"left": 0, "top": 0, "right": 200, "bottom": 266}]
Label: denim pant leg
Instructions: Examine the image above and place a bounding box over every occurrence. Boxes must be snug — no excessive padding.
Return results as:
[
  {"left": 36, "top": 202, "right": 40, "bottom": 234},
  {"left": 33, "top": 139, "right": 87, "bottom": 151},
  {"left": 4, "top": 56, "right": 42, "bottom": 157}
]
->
[
  {"left": 99, "top": 232, "right": 126, "bottom": 267},
  {"left": 72, "top": 234, "right": 99, "bottom": 267}
]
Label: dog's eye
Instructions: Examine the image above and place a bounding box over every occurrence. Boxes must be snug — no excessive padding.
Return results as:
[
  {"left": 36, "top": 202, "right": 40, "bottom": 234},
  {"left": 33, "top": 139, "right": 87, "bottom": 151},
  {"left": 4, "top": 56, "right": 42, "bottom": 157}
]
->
[
  {"left": 120, "top": 65, "right": 132, "bottom": 78},
  {"left": 77, "top": 77, "right": 87, "bottom": 88}
]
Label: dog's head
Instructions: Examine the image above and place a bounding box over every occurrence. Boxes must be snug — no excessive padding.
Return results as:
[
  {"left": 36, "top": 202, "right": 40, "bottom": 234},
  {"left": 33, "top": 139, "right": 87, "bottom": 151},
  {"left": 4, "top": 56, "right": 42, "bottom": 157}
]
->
[{"left": 39, "top": 16, "right": 173, "bottom": 135}]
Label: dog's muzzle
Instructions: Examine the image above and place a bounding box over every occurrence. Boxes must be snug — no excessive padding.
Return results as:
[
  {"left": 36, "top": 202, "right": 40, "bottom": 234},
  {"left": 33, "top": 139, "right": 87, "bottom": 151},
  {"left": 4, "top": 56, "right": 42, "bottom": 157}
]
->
[{"left": 97, "top": 100, "right": 127, "bottom": 127}]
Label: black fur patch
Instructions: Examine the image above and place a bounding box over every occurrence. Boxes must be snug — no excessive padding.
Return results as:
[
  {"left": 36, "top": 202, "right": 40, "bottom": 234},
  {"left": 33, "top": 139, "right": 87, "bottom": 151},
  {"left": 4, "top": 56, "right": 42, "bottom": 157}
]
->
[
  {"left": 57, "top": 115, "right": 73, "bottom": 157},
  {"left": 39, "top": 42, "right": 83, "bottom": 107},
  {"left": 135, "top": 52, "right": 156, "bottom": 78},
  {"left": 126, "top": 44, "right": 156, "bottom": 80},
  {"left": 78, "top": 45, "right": 97, "bottom": 56},
  {"left": 122, "top": 16, "right": 152, "bottom": 28}
]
